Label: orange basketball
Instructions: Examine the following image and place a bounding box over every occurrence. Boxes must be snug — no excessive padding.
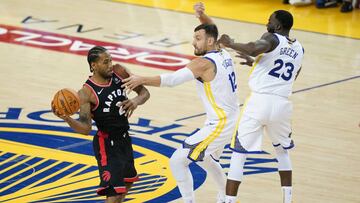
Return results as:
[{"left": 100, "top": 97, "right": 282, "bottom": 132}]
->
[{"left": 52, "top": 88, "right": 80, "bottom": 116}]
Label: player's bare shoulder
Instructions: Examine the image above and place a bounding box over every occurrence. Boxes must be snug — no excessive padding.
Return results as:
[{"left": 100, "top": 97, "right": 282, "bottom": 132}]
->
[
  {"left": 260, "top": 32, "right": 279, "bottom": 51},
  {"left": 189, "top": 57, "right": 213, "bottom": 71},
  {"left": 80, "top": 85, "right": 95, "bottom": 105},
  {"left": 188, "top": 57, "right": 216, "bottom": 81}
]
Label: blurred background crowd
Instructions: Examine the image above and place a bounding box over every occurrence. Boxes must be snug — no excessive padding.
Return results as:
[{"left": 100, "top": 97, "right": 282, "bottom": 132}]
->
[{"left": 284, "top": 0, "right": 359, "bottom": 12}]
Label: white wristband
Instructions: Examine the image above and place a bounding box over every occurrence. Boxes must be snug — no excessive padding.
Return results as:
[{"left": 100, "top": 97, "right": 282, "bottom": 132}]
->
[{"left": 160, "top": 67, "right": 195, "bottom": 87}]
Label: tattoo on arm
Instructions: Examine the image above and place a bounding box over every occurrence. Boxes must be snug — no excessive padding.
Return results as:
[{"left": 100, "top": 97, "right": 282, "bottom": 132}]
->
[{"left": 78, "top": 98, "right": 92, "bottom": 126}]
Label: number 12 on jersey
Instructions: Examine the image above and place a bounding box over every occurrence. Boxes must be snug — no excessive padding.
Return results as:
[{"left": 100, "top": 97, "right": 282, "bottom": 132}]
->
[{"left": 228, "top": 71, "right": 237, "bottom": 92}]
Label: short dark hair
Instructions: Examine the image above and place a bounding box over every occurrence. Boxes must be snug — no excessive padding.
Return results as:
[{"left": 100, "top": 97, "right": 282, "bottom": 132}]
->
[
  {"left": 87, "top": 46, "right": 107, "bottom": 72},
  {"left": 194, "top": 23, "right": 218, "bottom": 40},
  {"left": 274, "top": 10, "right": 293, "bottom": 30}
]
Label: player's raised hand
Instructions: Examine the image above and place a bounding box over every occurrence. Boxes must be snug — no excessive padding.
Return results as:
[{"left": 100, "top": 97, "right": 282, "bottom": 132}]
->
[
  {"left": 121, "top": 75, "right": 144, "bottom": 93},
  {"left": 235, "top": 52, "right": 254, "bottom": 66},
  {"left": 193, "top": 2, "right": 205, "bottom": 18},
  {"left": 218, "top": 34, "right": 234, "bottom": 47}
]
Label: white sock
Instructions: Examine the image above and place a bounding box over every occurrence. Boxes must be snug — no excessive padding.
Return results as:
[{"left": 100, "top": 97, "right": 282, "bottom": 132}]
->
[
  {"left": 225, "top": 195, "right": 237, "bottom": 203},
  {"left": 216, "top": 192, "right": 226, "bottom": 203},
  {"left": 282, "top": 186, "right": 292, "bottom": 203}
]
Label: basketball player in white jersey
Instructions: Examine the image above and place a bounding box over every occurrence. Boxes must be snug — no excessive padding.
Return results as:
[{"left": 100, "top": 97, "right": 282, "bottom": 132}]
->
[
  {"left": 121, "top": 5, "right": 239, "bottom": 203},
  {"left": 217, "top": 10, "right": 304, "bottom": 203}
]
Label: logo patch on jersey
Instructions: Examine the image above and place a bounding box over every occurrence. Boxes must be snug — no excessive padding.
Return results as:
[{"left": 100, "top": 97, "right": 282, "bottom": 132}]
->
[
  {"left": 102, "top": 170, "right": 111, "bottom": 182},
  {"left": 114, "top": 77, "right": 120, "bottom": 84}
]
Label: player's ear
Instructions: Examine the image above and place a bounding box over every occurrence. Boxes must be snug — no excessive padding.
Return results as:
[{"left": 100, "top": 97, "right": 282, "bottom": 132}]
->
[
  {"left": 90, "top": 62, "right": 96, "bottom": 72},
  {"left": 207, "top": 37, "right": 215, "bottom": 46}
]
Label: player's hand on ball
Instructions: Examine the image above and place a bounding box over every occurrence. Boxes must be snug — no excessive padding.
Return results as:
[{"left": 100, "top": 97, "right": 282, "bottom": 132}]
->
[{"left": 51, "top": 100, "right": 67, "bottom": 119}]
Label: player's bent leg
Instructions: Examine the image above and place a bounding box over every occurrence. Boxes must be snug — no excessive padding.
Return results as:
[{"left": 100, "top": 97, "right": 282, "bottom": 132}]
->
[
  {"left": 198, "top": 156, "right": 226, "bottom": 203},
  {"left": 225, "top": 152, "right": 247, "bottom": 203},
  {"left": 275, "top": 146, "right": 293, "bottom": 203},
  {"left": 170, "top": 147, "right": 195, "bottom": 203}
]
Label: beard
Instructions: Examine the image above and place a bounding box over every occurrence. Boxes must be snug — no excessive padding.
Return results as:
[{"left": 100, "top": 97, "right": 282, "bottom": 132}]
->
[
  {"left": 194, "top": 49, "right": 207, "bottom": 56},
  {"left": 267, "top": 27, "right": 275, "bottom": 33},
  {"left": 100, "top": 70, "right": 112, "bottom": 79}
]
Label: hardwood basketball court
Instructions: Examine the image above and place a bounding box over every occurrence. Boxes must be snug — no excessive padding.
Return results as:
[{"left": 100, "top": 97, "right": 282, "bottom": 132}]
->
[{"left": 0, "top": 0, "right": 359, "bottom": 202}]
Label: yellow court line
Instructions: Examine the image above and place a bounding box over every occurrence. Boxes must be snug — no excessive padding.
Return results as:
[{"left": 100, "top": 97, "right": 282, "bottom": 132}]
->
[
  {"left": 0, "top": 139, "right": 95, "bottom": 164},
  {"left": 0, "top": 156, "right": 32, "bottom": 174},
  {"left": 0, "top": 155, "right": 29, "bottom": 172},
  {"left": 15, "top": 163, "right": 77, "bottom": 193},
  {"left": 111, "top": 0, "right": 360, "bottom": 39},
  {"left": 0, "top": 159, "right": 54, "bottom": 192},
  {"left": 0, "top": 127, "right": 92, "bottom": 140}
]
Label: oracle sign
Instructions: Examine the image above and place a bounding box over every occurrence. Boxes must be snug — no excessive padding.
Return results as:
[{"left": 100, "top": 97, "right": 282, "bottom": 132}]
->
[{"left": 0, "top": 24, "right": 193, "bottom": 71}]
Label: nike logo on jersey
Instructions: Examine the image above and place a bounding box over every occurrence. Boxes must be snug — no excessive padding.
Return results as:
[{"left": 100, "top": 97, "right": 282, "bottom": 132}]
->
[{"left": 97, "top": 88, "right": 104, "bottom": 94}]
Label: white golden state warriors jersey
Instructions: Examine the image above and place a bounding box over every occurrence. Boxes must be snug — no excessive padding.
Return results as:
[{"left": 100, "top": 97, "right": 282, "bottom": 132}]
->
[
  {"left": 196, "top": 49, "right": 240, "bottom": 124},
  {"left": 249, "top": 33, "right": 304, "bottom": 97}
]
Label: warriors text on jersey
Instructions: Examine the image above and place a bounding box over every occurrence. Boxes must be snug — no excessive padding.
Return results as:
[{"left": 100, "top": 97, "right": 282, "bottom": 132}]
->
[
  {"left": 84, "top": 72, "right": 129, "bottom": 133},
  {"left": 249, "top": 33, "right": 304, "bottom": 97}
]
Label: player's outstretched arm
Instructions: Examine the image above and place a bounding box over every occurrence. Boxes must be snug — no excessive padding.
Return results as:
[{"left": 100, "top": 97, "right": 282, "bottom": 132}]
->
[
  {"left": 218, "top": 33, "right": 278, "bottom": 57},
  {"left": 194, "top": 2, "right": 214, "bottom": 24},
  {"left": 121, "top": 59, "right": 212, "bottom": 91}
]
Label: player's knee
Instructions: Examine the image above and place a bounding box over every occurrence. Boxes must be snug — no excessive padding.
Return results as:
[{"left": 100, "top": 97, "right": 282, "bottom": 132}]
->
[
  {"left": 227, "top": 152, "right": 247, "bottom": 181},
  {"left": 169, "top": 148, "right": 188, "bottom": 169},
  {"left": 275, "top": 147, "right": 292, "bottom": 171}
]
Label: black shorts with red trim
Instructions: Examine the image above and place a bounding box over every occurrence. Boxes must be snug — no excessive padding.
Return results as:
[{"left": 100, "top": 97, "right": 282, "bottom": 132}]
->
[{"left": 93, "top": 130, "right": 139, "bottom": 196}]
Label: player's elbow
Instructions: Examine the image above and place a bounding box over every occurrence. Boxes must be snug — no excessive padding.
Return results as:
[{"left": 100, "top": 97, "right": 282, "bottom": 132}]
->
[
  {"left": 245, "top": 43, "right": 258, "bottom": 57},
  {"left": 247, "top": 51, "right": 258, "bottom": 57},
  {"left": 135, "top": 86, "right": 150, "bottom": 104},
  {"left": 143, "top": 87, "right": 150, "bottom": 102}
]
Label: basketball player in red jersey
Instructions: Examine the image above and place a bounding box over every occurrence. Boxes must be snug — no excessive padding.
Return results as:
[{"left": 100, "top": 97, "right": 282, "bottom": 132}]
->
[{"left": 52, "top": 46, "right": 150, "bottom": 203}]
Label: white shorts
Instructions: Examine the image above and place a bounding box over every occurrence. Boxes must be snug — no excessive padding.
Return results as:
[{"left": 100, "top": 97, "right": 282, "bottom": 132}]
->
[
  {"left": 184, "top": 113, "right": 239, "bottom": 161},
  {"left": 230, "top": 92, "right": 294, "bottom": 153}
]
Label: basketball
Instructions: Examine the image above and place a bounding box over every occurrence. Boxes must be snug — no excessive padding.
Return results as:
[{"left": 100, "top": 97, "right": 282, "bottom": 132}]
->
[{"left": 52, "top": 88, "right": 80, "bottom": 116}]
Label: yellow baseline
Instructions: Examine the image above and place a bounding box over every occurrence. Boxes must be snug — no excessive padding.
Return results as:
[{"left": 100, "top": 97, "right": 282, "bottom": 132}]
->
[{"left": 111, "top": 0, "right": 360, "bottom": 39}]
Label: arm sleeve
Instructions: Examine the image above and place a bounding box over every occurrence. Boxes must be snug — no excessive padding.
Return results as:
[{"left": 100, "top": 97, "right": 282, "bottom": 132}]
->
[{"left": 160, "top": 67, "right": 195, "bottom": 87}]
